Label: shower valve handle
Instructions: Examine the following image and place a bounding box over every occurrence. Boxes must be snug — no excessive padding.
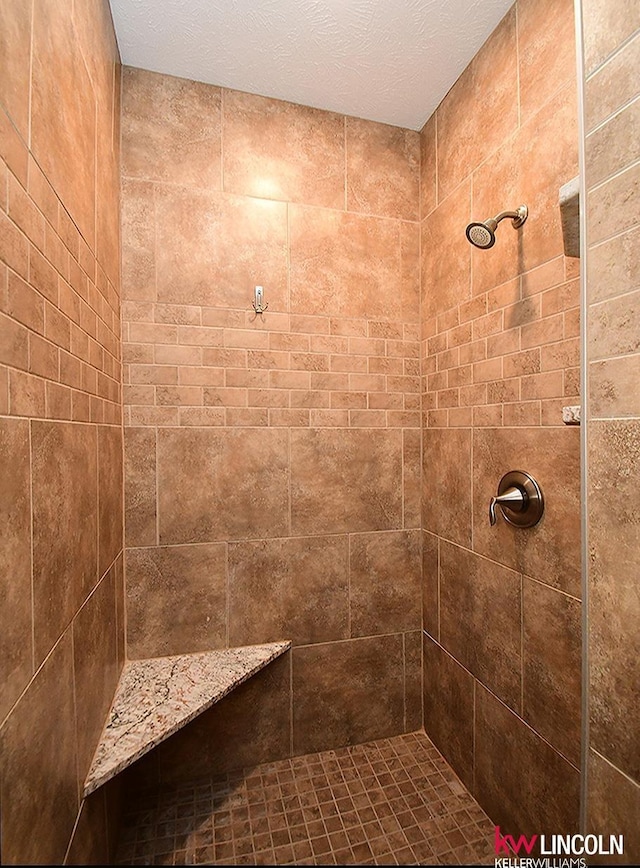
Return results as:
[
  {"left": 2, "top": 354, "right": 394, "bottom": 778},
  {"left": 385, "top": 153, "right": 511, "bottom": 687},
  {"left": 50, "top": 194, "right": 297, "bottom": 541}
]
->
[
  {"left": 489, "top": 470, "right": 545, "bottom": 529},
  {"left": 489, "top": 486, "right": 526, "bottom": 526}
]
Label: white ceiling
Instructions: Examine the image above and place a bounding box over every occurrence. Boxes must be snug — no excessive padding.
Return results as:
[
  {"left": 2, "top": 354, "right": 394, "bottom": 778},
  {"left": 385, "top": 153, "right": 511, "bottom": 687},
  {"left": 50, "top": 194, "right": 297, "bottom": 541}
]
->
[{"left": 108, "top": 0, "right": 514, "bottom": 131}]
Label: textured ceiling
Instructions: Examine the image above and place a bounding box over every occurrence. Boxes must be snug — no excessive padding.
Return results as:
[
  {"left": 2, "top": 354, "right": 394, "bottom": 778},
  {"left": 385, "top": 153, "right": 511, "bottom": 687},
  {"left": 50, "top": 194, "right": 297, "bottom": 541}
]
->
[{"left": 108, "top": 0, "right": 514, "bottom": 131}]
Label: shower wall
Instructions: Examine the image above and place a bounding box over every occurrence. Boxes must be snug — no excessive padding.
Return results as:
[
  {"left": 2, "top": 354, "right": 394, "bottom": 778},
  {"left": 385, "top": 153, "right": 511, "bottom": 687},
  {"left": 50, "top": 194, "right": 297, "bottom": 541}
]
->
[
  {"left": 0, "top": 0, "right": 123, "bottom": 864},
  {"left": 120, "top": 68, "right": 422, "bottom": 773},
  {"left": 420, "top": 0, "right": 582, "bottom": 836},
  {"left": 582, "top": 0, "right": 640, "bottom": 858}
]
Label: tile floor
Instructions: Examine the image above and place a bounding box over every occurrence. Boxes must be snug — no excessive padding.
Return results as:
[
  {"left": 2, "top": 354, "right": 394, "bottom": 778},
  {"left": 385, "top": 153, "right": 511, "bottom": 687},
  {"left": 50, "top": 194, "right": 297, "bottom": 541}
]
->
[{"left": 116, "top": 731, "right": 495, "bottom": 865}]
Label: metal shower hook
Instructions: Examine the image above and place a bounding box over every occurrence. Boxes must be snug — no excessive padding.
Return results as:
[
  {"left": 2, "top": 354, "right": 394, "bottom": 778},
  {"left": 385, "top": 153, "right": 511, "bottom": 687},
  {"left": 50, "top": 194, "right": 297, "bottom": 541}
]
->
[{"left": 252, "top": 285, "right": 269, "bottom": 315}]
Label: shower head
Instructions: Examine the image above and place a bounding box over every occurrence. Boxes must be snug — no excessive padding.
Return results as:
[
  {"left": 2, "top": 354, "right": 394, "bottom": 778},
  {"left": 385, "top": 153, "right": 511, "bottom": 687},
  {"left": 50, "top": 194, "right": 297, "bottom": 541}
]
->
[{"left": 465, "top": 205, "right": 528, "bottom": 249}]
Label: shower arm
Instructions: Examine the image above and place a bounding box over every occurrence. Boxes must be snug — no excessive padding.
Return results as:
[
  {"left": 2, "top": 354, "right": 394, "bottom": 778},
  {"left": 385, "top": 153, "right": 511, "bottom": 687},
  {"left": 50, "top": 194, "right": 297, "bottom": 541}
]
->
[{"left": 488, "top": 206, "right": 528, "bottom": 230}]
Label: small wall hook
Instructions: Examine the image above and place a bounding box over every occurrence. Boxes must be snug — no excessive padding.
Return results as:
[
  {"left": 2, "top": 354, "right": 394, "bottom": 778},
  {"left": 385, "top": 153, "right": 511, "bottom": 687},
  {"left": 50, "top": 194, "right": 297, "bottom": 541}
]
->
[{"left": 252, "top": 285, "right": 269, "bottom": 315}]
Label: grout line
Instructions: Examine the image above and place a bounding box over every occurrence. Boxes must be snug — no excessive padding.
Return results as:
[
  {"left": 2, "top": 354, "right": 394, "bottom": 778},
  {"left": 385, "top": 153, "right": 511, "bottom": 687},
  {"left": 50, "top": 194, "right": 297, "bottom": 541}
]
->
[
  {"left": 28, "top": 419, "right": 35, "bottom": 673},
  {"left": 587, "top": 154, "right": 640, "bottom": 195},
  {"left": 584, "top": 26, "right": 640, "bottom": 82},
  {"left": 586, "top": 91, "right": 640, "bottom": 137},
  {"left": 520, "top": 572, "right": 524, "bottom": 718}
]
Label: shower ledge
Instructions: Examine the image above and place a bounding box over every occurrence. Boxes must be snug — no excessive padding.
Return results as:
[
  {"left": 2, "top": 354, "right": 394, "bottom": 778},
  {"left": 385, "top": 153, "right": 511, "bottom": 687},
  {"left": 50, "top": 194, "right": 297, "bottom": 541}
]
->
[{"left": 83, "top": 641, "right": 291, "bottom": 797}]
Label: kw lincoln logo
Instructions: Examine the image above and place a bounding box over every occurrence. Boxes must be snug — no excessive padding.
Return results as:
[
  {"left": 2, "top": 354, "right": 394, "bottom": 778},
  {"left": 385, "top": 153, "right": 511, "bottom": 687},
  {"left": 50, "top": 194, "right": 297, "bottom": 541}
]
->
[{"left": 494, "top": 825, "right": 625, "bottom": 867}]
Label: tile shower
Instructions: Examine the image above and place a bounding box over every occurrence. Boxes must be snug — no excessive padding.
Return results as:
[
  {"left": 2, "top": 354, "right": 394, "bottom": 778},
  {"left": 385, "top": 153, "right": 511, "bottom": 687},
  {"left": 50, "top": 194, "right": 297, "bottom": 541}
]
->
[{"left": 0, "top": 0, "right": 638, "bottom": 866}]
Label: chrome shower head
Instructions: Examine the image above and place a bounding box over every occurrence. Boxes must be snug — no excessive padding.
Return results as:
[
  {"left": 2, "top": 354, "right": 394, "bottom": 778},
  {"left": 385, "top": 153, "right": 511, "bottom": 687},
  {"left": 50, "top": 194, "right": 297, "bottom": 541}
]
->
[{"left": 465, "top": 205, "right": 528, "bottom": 249}]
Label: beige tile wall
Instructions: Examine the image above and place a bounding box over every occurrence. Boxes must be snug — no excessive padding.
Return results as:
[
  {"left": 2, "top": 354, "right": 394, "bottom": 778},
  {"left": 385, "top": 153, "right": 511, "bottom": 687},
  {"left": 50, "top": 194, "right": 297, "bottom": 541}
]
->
[
  {"left": 420, "top": 0, "right": 583, "bottom": 837},
  {"left": 583, "top": 0, "right": 640, "bottom": 858},
  {"left": 120, "top": 68, "right": 422, "bottom": 763},
  {"left": 0, "top": 0, "right": 123, "bottom": 863}
]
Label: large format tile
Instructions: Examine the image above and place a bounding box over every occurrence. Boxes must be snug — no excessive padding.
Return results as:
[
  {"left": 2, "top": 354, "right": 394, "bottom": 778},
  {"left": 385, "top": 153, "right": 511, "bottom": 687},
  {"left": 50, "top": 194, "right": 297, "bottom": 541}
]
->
[
  {"left": 422, "top": 633, "right": 474, "bottom": 790},
  {"left": 289, "top": 205, "right": 403, "bottom": 320},
  {"left": 229, "top": 535, "right": 349, "bottom": 646},
  {"left": 98, "top": 425, "right": 123, "bottom": 578},
  {"left": 73, "top": 567, "right": 120, "bottom": 784},
  {"left": 587, "top": 751, "right": 640, "bottom": 864},
  {"left": 436, "top": 7, "right": 518, "bottom": 199},
  {"left": 158, "top": 428, "right": 289, "bottom": 544},
  {"left": 151, "top": 652, "right": 292, "bottom": 781},
  {"left": 32, "top": 421, "right": 98, "bottom": 665},
  {"left": 422, "top": 531, "right": 439, "bottom": 639},
  {"left": 588, "top": 420, "right": 640, "bottom": 782},
  {"left": 346, "top": 117, "right": 419, "bottom": 220},
  {"left": 124, "top": 427, "right": 157, "bottom": 547},
  {"left": 0, "top": 634, "right": 78, "bottom": 865},
  {"left": 582, "top": 0, "right": 640, "bottom": 73},
  {"left": 0, "top": 419, "right": 32, "bottom": 723},
  {"left": 121, "top": 179, "right": 156, "bottom": 302},
  {"left": 155, "top": 186, "right": 288, "bottom": 309},
  {"left": 31, "top": 0, "right": 96, "bottom": 245},
  {"left": 420, "top": 114, "right": 437, "bottom": 219},
  {"left": 0, "top": 0, "right": 32, "bottom": 141},
  {"left": 290, "top": 429, "right": 402, "bottom": 535},
  {"left": 292, "top": 636, "right": 405, "bottom": 754},
  {"left": 421, "top": 180, "right": 471, "bottom": 318},
  {"left": 126, "top": 543, "right": 227, "bottom": 658},
  {"left": 475, "top": 685, "right": 580, "bottom": 837},
  {"left": 122, "top": 67, "right": 221, "bottom": 189},
  {"left": 422, "top": 428, "right": 472, "bottom": 547},
  {"left": 472, "top": 427, "right": 581, "bottom": 597},
  {"left": 223, "top": 89, "right": 344, "bottom": 208},
  {"left": 439, "top": 542, "right": 522, "bottom": 711},
  {"left": 523, "top": 579, "right": 581, "bottom": 765},
  {"left": 349, "top": 530, "right": 421, "bottom": 637},
  {"left": 517, "top": 0, "right": 576, "bottom": 122}
]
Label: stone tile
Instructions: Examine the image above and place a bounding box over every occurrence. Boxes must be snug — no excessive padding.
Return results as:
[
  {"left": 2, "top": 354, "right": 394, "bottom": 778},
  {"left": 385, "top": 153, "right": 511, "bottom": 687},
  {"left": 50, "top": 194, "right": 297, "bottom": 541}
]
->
[
  {"left": 590, "top": 355, "right": 640, "bottom": 418},
  {"left": 588, "top": 289, "right": 640, "bottom": 361},
  {"left": 586, "top": 97, "right": 640, "bottom": 188},
  {"left": 582, "top": 0, "right": 640, "bottom": 73},
  {"left": 65, "top": 791, "right": 109, "bottom": 865},
  {"left": 475, "top": 684, "right": 580, "bottom": 837},
  {"left": 292, "top": 636, "right": 405, "bottom": 754},
  {"left": 587, "top": 750, "right": 640, "bottom": 864},
  {"left": 121, "top": 179, "right": 156, "bottom": 302},
  {"left": 403, "top": 428, "right": 421, "bottom": 528},
  {"left": 588, "top": 161, "right": 640, "bottom": 247},
  {"left": 585, "top": 31, "right": 640, "bottom": 131},
  {"left": 436, "top": 7, "right": 518, "bottom": 199},
  {"left": 422, "top": 531, "right": 439, "bottom": 640},
  {"left": 404, "top": 631, "right": 422, "bottom": 732},
  {"left": 98, "top": 425, "right": 123, "bottom": 579},
  {"left": 155, "top": 185, "right": 288, "bottom": 310},
  {"left": 588, "top": 420, "right": 640, "bottom": 782},
  {"left": 421, "top": 179, "right": 471, "bottom": 318},
  {"left": 440, "top": 542, "right": 521, "bottom": 711},
  {"left": 223, "top": 89, "right": 344, "bottom": 208},
  {"left": 422, "top": 633, "right": 474, "bottom": 791},
  {"left": 472, "top": 426, "right": 581, "bottom": 597},
  {"left": 122, "top": 67, "right": 221, "bottom": 189},
  {"left": 31, "top": 0, "right": 96, "bottom": 245},
  {"left": 290, "top": 428, "right": 402, "bottom": 535},
  {"left": 349, "top": 530, "right": 421, "bottom": 637},
  {"left": 228, "top": 535, "right": 349, "bottom": 647},
  {"left": 126, "top": 543, "right": 227, "bottom": 658},
  {"left": 124, "top": 427, "right": 157, "bottom": 547},
  {"left": 152, "top": 653, "right": 292, "bottom": 782},
  {"left": 420, "top": 114, "right": 437, "bottom": 219},
  {"left": 346, "top": 117, "right": 419, "bottom": 220},
  {"left": 289, "top": 205, "right": 404, "bottom": 320},
  {"left": 0, "top": 633, "right": 78, "bottom": 865},
  {"left": 158, "top": 428, "right": 289, "bottom": 544},
  {"left": 517, "top": 0, "right": 576, "bottom": 122},
  {"left": 0, "top": 0, "right": 32, "bottom": 141},
  {"left": 32, "top": 421, "right": 98, "bottom": 665},
  {"left": 0, "top": 418, "right": 33, "bottom": 723},
  {"left": 586, "top": 224, "right": 640, "bottom": 305},
  {"left": 472, "top": 85, "right": 577, "bottom": 293},
  {"left": 422, "top": 428, "right": 472, "bottom": 548},
  {"left": 73, "top": 566, "right": 120, "bottom": 784},
  {"left": 523, "top": 579, "right": 581, "bottom": 765}
]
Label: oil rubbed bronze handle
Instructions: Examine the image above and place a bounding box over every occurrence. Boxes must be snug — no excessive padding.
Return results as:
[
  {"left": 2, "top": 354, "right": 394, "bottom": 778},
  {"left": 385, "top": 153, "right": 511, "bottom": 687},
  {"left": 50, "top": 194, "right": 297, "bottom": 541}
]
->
[{"left": 489, "top": 471, "right": 544, "bottom": 529}]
